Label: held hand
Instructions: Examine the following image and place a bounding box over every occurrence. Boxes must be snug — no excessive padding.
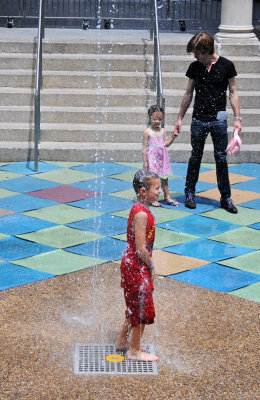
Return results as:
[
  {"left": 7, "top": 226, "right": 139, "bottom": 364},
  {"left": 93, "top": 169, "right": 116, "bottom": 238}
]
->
[
  {"left": 150, "top": 267, "right": 155, "bottom": 282},
  {"left": 174, "top": 119, "right": 182, "bottom": 134},
  {"left": 172, "top": 129, "right": 179, "bottom": 141}
]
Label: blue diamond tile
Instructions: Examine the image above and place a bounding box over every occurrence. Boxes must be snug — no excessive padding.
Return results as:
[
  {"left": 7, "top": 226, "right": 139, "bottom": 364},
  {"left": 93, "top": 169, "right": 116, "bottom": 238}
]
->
[
  {"left": 0, "top": 161, "right": 62, "bottom": 175},
  {"left": 0, "top": 262, "right": 55, "bottom": 290},
  {"left": 158, "top": 215, "right": 241, "bottom": 237},
  {"left": 71, "top": 162, "right": 135, "bottom": 176},
  {"left": 168, "top": 263, "right": 260, "bottom": 292},
  {"left": 231, "top": 179, "right": 260, "bottom": 193},
  {"left": 67, "top": 214, "right": 127, "bottom": 236},
  {"left": 239, "top": 199, "right": 260, "bottom": 209},
  {"left": 249, "top": 222, "right": 260, "bottom": 230},
  {"left": 0, "top": 214, "right": 56, "bottom": 235},
  {"left": 0, "top": 237, "right": 54, "bottom": 261},
  {"left": 0, "top": 176, "right": 58, "bottom": 193},
  {"left": 71, "top": 177, "right": 132, "bottom": 194},
  {"left": 0, "top": 194, "right": 59, "bottom": 212},
  {"left": 164, "top": 238, "right": 253, "bottom": 262},
  {"left": 228, "top": 163, "right": 260, "bottom": 178},
  {"left": 69, "top": 194, "right": 134, "bottom": 213},
  {"left": 66, "top": 237, "right": 127, "bottom": 261},
  {"left": 169, "top": 195, "right": 219, "bottom": 214}
]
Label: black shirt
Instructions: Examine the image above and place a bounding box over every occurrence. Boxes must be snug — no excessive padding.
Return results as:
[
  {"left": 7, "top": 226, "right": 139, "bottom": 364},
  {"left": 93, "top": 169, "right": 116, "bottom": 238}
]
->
[{"left": 186, "top": 56, "right": 237, "bottom": 122}]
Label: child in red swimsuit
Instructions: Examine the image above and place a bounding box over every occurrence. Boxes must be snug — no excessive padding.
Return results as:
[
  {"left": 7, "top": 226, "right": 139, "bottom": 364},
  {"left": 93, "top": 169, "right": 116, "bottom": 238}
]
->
[{"left": 115, "top": 169, "right": 161, "bottom": 362}]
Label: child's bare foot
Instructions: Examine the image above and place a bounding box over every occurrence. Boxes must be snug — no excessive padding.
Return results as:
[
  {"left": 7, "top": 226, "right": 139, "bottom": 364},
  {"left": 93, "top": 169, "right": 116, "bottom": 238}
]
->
[
  {"left": 150, "top": 201, "right": 161, "bottom": 207},
  {"left": 163, "top": 198, "right": 179, "bottom": 206},
  {"left": 127, "top": 350, "right": 158, "bottom": 362}
]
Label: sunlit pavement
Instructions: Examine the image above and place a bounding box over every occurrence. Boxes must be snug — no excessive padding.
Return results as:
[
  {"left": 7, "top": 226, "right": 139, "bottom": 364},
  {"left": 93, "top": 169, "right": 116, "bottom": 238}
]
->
[{"left": 0, "top": 160, "right": 259, "bottom": 302}]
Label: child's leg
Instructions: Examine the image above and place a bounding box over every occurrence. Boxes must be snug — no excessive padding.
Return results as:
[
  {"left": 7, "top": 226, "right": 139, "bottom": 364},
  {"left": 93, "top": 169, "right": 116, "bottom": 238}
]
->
[
  {"left": 161, "top": 178, "right": 179, "bottom": 205},
  {"left": 127, "top": 323, "right": 158, "bottom": 362},
  {"left": 115, "top": 317, "right": 131, "bottom": 350},
  {"left": 151, "top": 178, "right": 162, "bottom": 207}
]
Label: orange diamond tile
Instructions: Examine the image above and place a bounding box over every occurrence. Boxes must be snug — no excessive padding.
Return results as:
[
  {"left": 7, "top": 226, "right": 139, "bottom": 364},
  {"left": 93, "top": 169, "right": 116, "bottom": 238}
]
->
[
  {"left": 198, "top": 170, "right": 256, "bottom": 185},
  {"left": 153, "top": 250, "right": 209, "bottom": 276},
  {"left": 0, "top": 208, "right": 15, "bottom": 217},
  {"left": 196, "top": 188, "right": 260, "bottom": 204}
]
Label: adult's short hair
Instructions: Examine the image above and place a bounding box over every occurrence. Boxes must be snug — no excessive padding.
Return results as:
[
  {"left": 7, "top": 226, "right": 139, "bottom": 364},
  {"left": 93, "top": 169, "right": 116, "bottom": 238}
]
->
[
  {"left": 187, "top": 32, "right": 214, "bottom": 55},
  {"left": 133, "top": 169, "right": 159, "bottom": 194}
]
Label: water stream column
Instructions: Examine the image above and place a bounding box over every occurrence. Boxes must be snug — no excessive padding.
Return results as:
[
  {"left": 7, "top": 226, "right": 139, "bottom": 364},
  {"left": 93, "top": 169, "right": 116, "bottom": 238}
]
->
[{"left": 215, "top": 0, "right": 259, "bottom": 55}]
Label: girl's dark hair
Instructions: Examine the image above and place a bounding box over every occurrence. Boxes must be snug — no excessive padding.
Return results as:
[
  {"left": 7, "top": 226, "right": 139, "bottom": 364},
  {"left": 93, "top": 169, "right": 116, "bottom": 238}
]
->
[
  {"left": 148, "top": 105, "right": 164, "bottom": 119},
  {"left": 133, "top": 169, "right": 159, "bottom": 194},
  {"left": 187, "top": 32, "right": 214, "bottom": 55}
]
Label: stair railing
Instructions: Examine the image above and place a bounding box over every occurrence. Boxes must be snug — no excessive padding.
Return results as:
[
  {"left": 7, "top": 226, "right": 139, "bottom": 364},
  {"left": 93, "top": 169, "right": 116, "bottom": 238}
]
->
[
  {"left": 150, "top": 0, "right": 165, "bottom": 127},
  {"left": 34, "top": 0, "right": 45, "bottom": 171}
]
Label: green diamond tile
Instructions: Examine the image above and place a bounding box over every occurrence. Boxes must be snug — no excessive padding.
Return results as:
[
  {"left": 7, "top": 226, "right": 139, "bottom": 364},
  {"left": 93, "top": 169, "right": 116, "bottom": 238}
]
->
[
  {"left": 109, "top": 170, "right": 139, "bottom": 182},
  {"left": 209, "top": 227, "right": 260, "bottom": 250},
  {"left": 0, "top": 233, "right": 9, "bottom": 240},
  {"left": 109, "top": 189, "right": 136, "bottom": 200},
  {"left": 112, "top": 228, "right": 198, "bottom": 249},
  {"left": 111, "top": 209, "right": 131, "bottom": 219},
  {"left": 112, "top": 207, "right": 191, "bottom": 224},
  {"left": 17, "top": 226, "right": 104, "bottom": 248},
  {"left": 154, "top": 227, "right": 199, "bottom": 248},
  {"left": 229, "top": 282, "right": 260, "bottom": 303},
  {"left": 47, "top": 161, "right": 88, "bottom": 168},
  {"left": 23, "top": 204, "right": 103, "bottom": 224},
  {"left": 200, "top": 163, "right": 216, "bottom": 169},
  {"left": 200, "top": 206, "right": 260, "bottom": 226},
  {"left": 0, "top": 171, "right": 22, "bottom": 181},
  {"left": 11, "top": 249, "right": 106, "bottom": 275},
  {"left": 218, "top": 251, "right": 260, "bottom": 274},
  {"left": 115, "top": 162, "right": 142, "bottom": 169},
  {"left": 31, "top": 168, "right": 97, "bottom": 184},
  {"left": 0, "top": 189, "right": 19, "bottom": 198}
]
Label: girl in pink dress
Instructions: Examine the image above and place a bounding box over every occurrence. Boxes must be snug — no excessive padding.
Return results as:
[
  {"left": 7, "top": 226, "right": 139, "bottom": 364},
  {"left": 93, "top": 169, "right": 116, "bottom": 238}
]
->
[{"left": 142, "top": 105, "right": 179, "bottom": 207}]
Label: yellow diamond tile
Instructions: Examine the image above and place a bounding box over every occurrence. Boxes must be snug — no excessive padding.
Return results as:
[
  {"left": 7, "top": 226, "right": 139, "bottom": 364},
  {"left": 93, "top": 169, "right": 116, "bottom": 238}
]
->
[
  {"left": 198, "top": 170, "right": 256, "bottom": 185},
  {"left": 196, "top": 188, "right": 260, "bottom": 204}
]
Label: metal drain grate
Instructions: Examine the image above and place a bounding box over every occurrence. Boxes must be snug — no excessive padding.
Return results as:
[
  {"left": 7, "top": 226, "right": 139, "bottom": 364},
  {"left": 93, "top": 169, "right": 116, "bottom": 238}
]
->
[{"left": 73, "top": 344, "right": 158, "bottom": 375}]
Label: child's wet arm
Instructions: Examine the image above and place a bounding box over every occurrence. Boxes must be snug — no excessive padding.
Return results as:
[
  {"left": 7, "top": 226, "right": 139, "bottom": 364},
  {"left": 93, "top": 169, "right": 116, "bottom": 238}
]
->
[{"left": 133, "top": 212, "right": 153, "bottom": 267}]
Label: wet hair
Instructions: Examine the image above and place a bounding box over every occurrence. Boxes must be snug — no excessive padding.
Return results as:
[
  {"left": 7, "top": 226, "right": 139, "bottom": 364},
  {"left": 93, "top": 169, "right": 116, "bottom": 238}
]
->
[
  {"left": 148, "top": 105, "right": 164, "bottom": 119},
  {"left": 187, "top": 32, "right": 214, "bottom": 55},
  {"left": 133, "top": 169, "right": 159, "bottom": 194}
]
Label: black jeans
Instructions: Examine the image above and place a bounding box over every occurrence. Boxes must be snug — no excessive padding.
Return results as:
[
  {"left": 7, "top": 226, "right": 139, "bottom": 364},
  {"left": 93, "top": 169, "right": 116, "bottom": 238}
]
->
[{"left": 185, "top": 119, "right": 231, "bottom": 201}]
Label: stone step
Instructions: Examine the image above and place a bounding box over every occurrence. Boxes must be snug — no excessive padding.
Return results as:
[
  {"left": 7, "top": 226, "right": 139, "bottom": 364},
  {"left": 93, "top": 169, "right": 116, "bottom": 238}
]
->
[
  {"left": 0, "top": 122, "right": 258, "bottom": 145},
  {"left": 0, "top": 70, "right": 259, "bottom": 91},
  {"left": 1, "top": 53, "right": 258, "bottom": 74},
  {"left": 0, "top": 87, "right": 259, "bottom": 109},
  {"left": 0, "top": 140, "right": 258, "bottom": 163},
  {"left": 0, "top": 106, "right": 259, "bottom": 125}
]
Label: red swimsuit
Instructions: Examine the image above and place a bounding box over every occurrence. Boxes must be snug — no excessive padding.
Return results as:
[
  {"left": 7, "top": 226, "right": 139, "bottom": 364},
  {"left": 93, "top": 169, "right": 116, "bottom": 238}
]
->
[{"left": 121, "top": 203, "right": 156, "bottom": 327}]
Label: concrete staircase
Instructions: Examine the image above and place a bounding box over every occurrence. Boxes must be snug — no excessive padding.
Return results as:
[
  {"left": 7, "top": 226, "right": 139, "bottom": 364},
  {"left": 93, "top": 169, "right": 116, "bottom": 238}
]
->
[{"left": 0, "top": 28, "right": 259, "bottom": 163}]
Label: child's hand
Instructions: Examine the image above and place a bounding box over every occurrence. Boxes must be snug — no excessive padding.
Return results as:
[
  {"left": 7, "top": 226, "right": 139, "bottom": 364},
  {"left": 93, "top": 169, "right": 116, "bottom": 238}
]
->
[
  {"left": 150, "top": 267, "right": 155, "bottom": 281},
  {"left": 172, "top": 129, "right": 179, "bottom": 141}
]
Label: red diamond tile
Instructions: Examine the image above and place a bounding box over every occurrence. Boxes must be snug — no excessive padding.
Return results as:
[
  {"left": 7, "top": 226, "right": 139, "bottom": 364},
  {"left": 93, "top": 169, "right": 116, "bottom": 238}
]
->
[{"left": 27, "top": 185, "right": 100, "bottom": 203}]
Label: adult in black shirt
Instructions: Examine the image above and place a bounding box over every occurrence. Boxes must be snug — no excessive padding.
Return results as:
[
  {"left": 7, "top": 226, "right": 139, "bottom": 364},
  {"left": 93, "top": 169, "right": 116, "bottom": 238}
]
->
[{"left": 174, "top": 32, "right": 242, "bottom": 213}]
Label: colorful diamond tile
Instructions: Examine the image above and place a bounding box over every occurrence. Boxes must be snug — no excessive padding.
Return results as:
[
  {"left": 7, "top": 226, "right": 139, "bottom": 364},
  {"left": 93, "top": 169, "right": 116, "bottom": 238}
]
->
[
  {"left": 0, "top": 262, "right": 55, "bottom": 291},
  {"left": 31, "top": 168, "right": 96, "bottom": 184},
  {"left": 67, "top": 214, "right": 127, "bottom": 236},
  {"left": 66, "top": 237, "right": 127, "bottom": 261},
  {"left": 174, "top": 195, "right": 219, "bottom": 214},
  {"left": 164, "top": 238, "right": 253, "bottom": 262},
  {"left": 168, "top": 264, "right": 260, "bottom": 292},
  {"left": 0, "top": 189, "right": 19, "bottom": 198},
  {"left": 72, "top": 177, "right": 132, "bottom": 194},
  {"left": 0, "top": 170, "right": 22, "bottom": 181},
  {"left": 200, "top": 163, "right": 217, "bottom": 169},
  {"left": 198, "top": 170, "right": 255, "bottom": 185},
  {"left": 209, "top": 227, "right": 260, "bottom": 250},
  {"left": 158, "top": 215, "right": 240, "bottom": 237},
  {"left": 0, "top": 161, "right": 62, "bottom": 175},
  {"left": 0, "top": 176, "right": 58, "bottom": 193},
  {"left": 109, "top": 189, "right": 136, "bottom": 200},
  {"left": 154, "top": 227, "right": 199, "bottom": 248},
  {"left": 201, "top": 207, "right": 260, "bottom": 226},
  {"left": 153, "top": 250, "right": 210, "bottom": 276},
  {"left": 0, "top": 208, "right": 15, "bottom": 217},
  {"left": 229, "top": 282, "right": 260, "bottom": 302},
  {"left": 23, "top": 204, "right": 102, "bottom": 224},
  {"left": 0, "top": 233, "right": 9, "bottom": 240},
  {"left": 239, "top": 199, "right": 260, "bottom": 210},
  {"left": 28, "top": 185, "right": 97, "bottom": 203},
  {"left": 0, "top": 237, "right": 54, "bottom": 261},
  {"left": 231, "top": 179, "right": 260, "bottom": 193},
  {"left": 12, "top": 249, "right": 106, "bottom": 275},
  {"left": 0, "top": 194, "right": 59, "bottom": 212},
  {"left": 113, "top": 207, "right": 192, "bottom": 224},
  {"left": 168, "top": 177, "right": 216, "bottom": 194},
  {"left": 228, "top": 163, "right": 260, "bottom": 178},
  {"left": 116, "top": 162, "right": 142, "bottom": 169},
  {"left": 249, "top": 222, "right": 260, "bottom": 230},
  {"left": 109, "top": 169, "right": 140, "bottom": 182},
  {"left": 17, "top": 226, "right": 105, "bottom": 249},
  {"left": 72, "top": 162, "right": 135, "bottom": 176},
  {"left": 70, "top": 194, "right": 134, "bottom": 213},
  {"left": 47, "top": 162, "right": 87, "bottom": 168},
  {"left": 0, "top": 214, "right": 56, "bottom": 235},
  {"left": 196, "top": 188, "right": 260, "bottom": 204},
  {"left": 218, "top": 251, "right": 260, "bottom": 274}
]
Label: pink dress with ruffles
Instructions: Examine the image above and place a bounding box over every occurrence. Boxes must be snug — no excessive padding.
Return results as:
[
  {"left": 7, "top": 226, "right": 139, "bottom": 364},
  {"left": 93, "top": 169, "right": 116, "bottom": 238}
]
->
[{"left": 146, "top": 128, "right": 172, "bottom": 178}]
